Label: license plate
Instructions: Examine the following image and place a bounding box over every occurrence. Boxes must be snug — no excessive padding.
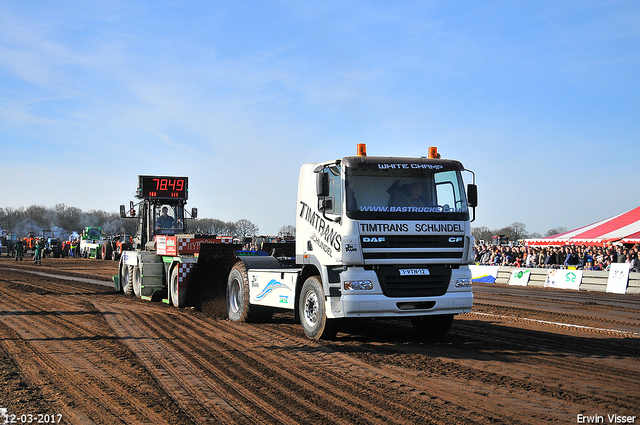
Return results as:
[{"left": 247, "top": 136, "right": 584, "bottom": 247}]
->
[{"left": 399, "top": 268, "right": 430, "bottom": 276}]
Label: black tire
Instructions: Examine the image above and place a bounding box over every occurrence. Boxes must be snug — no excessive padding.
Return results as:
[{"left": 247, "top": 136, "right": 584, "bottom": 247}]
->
[
  {"left": 120, "top": 263, "right": 133, "bottom": 295},
  {"left": 227, "top": 262, "right": 271, "bottom": 322},
  {"left": 299, "top": 275, "right": 339, "bottom": 340},
  {"left": 410, "top": 314, "right": 454, "bottom": 338},
  {"left": 102, "top": 242, "right": 112, "bottom": 261},
  {"left": 113, "top": 246, "right": 121, "bottom": 261},
  {"left": 133, "top": 266, "right": 142, "bottom": 298},
  {"left": 170, "top": 266, "right": 187, "bottom": 307}
]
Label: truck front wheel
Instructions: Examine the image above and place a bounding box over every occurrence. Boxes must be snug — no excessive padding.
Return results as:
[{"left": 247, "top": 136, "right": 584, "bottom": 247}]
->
[{"left": 299, "top": 276, "right": 339, "bottom": 340}]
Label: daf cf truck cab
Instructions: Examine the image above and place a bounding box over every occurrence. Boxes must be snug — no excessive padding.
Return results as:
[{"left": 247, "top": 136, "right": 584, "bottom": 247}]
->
[{"left": 227, "top": 144, "right": 478, "bottom": 340}]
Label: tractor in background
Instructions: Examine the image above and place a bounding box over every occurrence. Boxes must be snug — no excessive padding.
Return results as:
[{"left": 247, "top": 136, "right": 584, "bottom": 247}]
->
[
  {"left": 114, "top": 175, "right": 241, "bottom": 307},
  {"left": 80, "top": 227, "right": 105, "bottom": 258}
]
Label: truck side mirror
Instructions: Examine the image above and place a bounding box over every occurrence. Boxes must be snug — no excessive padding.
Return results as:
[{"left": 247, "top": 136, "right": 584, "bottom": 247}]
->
[
  {"left": 318, "top": 198, "right": 333, "bottom": 212},
  {"left": 191, "top": 207, "right": 198, "bottom": 218},
  {"left": 120, "top": 205, "right": 126, "bottom": 218},
  {"left": 316, "top": 172, "right": 329, "bottom": 197},
  {"left": 467, "top": 184, "right": 478, "bottom": 208}
]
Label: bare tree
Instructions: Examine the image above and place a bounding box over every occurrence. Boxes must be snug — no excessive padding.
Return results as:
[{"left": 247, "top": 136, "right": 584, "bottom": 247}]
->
[
  {"left": 83, "top": 210, "right": 111, "bottom": 228},
  {"left": 53, "top": 203, "right": 83, "bottom": 233},
  {"left": 0, "top": 203, "right": 262, "bottom": 242},
  {"left": 234, "top": 219, "right": 259, "bottom": 237},
  {"left": 471, "top": 226, "right": 493, "bottom": 243},
  {"left": 510, "top": 222, "right": 528, "bottom": 241},
  {"left": 278, "top": 225, "right": 295, "bottom": 238},
  {"left": 0, "top": 206, "right": 24, "bottom": 232},
  {"left": 24, "top": 205, "right": 53, "bottom": 229},
  {"left": 545, "top": 227, "right": 568, "bottom": 237},
  {"left": 209, "top": 219, "right": 233, "bottom": 235}
]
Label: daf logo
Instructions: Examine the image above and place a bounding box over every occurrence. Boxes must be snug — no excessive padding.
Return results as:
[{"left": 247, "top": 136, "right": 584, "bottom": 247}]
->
[
  {"left": 449, "top": 237, "right": 463, "bottom": 243},
  {"left": 363, "top": 237, "right": 385, "bottom": 243}
]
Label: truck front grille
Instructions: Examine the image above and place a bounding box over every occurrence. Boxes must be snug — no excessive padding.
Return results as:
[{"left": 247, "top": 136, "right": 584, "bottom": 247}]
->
[
  {"left": 372, "top": 265, "right": 451, "bottom": 298},
  {"left": 360, "top": 235, "right": 464, "bottom": 263}
]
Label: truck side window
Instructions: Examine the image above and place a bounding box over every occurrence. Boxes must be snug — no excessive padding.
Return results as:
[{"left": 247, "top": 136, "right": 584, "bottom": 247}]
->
[
  {"left": 434, "top": 170, "right": 466, "bottom": 211},
  {"left": 325, "top": 165, "right": 342, "bottom": 215}
]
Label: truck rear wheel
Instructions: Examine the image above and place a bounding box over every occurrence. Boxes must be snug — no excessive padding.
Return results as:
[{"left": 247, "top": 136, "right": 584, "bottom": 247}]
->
[
  {"left": 169, "top": 266, "right": 186, "bottom": 308},
  {"left": 120, "top": 264, "right": 133, "bottom": 295},
  {"left": 410, "top": 314, "right": 454, "bottom": 338},
  {"left": 299, "top": 276, "right": 339, "bottom": 340},
  {"left": 227, "top": 262, "right": 271, "bottom": 322},
  {"left": 133, "top": 266, "right": 142, "bottom": 298}
]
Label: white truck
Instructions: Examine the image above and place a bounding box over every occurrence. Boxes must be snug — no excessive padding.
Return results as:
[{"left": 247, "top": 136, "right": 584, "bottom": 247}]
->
[{"left": 227, "top": 144, "right": 478, "bottom": 339}]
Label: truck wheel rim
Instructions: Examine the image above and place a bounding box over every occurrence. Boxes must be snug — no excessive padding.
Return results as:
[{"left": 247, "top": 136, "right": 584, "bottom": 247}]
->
[{"left": 303, "top": 292, "right": 319, "bottom": 327}]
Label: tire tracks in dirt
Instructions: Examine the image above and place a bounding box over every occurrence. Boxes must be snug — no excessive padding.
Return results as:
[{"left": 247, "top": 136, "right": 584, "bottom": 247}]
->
[
  {"left": 0, "top": 285, "right": 188, "bottom": 424},
  {"left": 96, "top": 301, "right": 449, "bottom": 424},
  {"left": 171, "top": 313, "right": 442, "bottom": 424},
  {"left": 473, "top": 300, "right": 640, "bottom": 333},
  {"left": 287, "top": 314, "right": 640, "bottom": 424},
  {"left": 2, "top": 260, "right": 640, "bottom": 424}
]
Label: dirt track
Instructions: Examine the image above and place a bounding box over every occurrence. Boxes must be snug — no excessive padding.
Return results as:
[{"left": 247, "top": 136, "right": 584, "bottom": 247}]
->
[{"left": 1, "top": 257, "right": 639, "bottom": 424}]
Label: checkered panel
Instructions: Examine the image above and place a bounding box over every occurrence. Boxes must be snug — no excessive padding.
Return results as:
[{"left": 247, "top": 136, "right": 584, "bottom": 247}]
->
[{"left": 178, "top": 262, "right": 195, "bottom": 285}]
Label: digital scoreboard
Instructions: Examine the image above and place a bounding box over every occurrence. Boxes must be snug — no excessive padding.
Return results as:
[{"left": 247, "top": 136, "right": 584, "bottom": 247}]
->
[{"left": 138, "top": 175, "right": 188, "bottom": 200}]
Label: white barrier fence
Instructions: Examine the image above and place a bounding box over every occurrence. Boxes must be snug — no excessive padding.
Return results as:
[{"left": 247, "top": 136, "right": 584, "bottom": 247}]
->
[{"left": 470, "top": 264, "right": 640, "bottom": 295}]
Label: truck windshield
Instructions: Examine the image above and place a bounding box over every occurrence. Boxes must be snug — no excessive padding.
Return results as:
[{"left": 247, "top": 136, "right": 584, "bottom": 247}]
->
[
  {"left": 345, "top": 163, "right": 469, "bottom": 220},
  {"left": 154, "top": 204, "right": 184, "bottom": 234}
]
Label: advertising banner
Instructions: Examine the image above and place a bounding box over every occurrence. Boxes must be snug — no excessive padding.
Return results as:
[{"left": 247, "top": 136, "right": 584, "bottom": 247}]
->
[
  {"left": 509, "top": 269, "right": 531, "bottom": 286},
  {"left": 606, "top": 263, "right": 630, "bottom": 294},
  {"left": 470, "top": 265, "right": 499, "bottom": 283},
  {"left": 545, "top": 269, "right": 582, "bottom": 290}
]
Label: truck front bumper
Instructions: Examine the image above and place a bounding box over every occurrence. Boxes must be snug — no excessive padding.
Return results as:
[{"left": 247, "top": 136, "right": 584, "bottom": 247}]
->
[{"left": 329, "top": 290, "right": 473, "bottom": 319}]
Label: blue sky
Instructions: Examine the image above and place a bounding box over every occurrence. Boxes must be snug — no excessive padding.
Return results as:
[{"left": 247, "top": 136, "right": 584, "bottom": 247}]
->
[{"left": 1, "top": 1, "right": 638, "bottom": 236}]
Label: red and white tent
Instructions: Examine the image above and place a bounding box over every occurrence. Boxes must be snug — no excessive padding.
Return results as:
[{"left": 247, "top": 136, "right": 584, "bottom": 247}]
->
[{"left": 526, "top": 206, "right": 640, "bottom": 246}]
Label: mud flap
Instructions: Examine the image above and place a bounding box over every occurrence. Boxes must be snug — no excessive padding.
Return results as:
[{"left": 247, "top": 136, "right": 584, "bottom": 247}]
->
[{"left": 112, "top": 275, "right": 120, "bottom": 292}]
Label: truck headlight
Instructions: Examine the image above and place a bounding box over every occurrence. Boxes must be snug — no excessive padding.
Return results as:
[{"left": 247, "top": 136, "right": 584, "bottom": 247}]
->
[
  {"left": 344, "top": 280, "right": 373, "bottom": 290},
  {"left": 455, "top": 278, "right": 472, "bottom": 288}
]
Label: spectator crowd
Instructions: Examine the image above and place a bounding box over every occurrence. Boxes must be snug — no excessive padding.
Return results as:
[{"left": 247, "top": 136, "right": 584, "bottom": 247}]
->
[{"left": 474, "top": 242, "right": 640, "bottom": 272}]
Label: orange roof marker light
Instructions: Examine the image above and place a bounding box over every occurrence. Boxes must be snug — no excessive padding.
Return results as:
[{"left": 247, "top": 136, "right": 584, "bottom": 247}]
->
[
  {"left": 428, "top": 146, "right": 441, "bottom": 159},
  {"left": 357, "top": 143, "right": 367, "bottom": 157}
]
